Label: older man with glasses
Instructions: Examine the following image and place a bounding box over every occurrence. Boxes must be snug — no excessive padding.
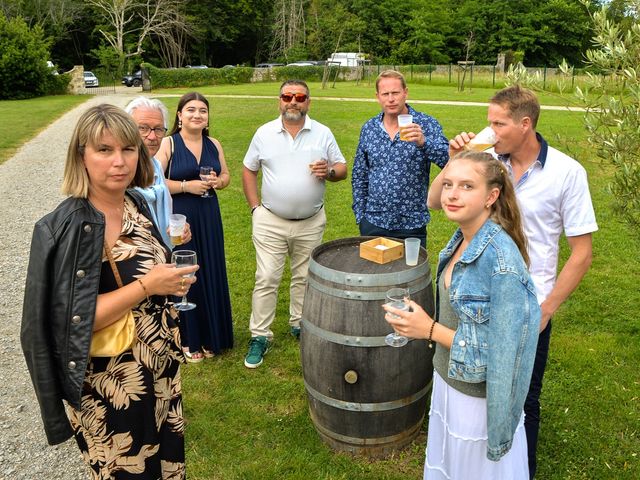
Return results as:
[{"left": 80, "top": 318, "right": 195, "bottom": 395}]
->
[
  {"left": 125, "top": 97, "right": 188, "bottom": 248},
  {"left": 241, "top": 79, "right": 347, "bottom": 368}
]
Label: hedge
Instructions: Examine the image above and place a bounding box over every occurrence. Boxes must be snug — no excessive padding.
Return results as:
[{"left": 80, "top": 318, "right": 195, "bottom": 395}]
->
[{"left": 144, "top": 64, "right": 254, "bottom": 89}]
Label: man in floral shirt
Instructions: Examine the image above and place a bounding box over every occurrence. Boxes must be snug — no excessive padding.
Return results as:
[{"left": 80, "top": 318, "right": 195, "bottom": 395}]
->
[{"left": 352, "top": 70, "right": 449, "bottom": 246}]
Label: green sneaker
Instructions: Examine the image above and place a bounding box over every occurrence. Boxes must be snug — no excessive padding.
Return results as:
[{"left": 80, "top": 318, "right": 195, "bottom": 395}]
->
[
  {"left": 290, "top": 326, "right": 301, "bottom": 340},
  {"left": 244, "top": 336, "right": 270, "bottom": 368}
]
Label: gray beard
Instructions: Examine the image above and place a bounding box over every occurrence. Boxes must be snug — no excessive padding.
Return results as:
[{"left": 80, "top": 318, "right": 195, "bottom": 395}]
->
[{"left": 283, "top": 109, "right": 306, "bottom": 122}]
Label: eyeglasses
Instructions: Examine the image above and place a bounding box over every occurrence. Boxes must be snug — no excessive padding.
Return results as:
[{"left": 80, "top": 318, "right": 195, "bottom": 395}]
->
[
  {"left": 280, "top": 93, "right": 308, "bottom": 103},
  {"left": 138, "top": 125, "right": 168, "bottom": 138}
]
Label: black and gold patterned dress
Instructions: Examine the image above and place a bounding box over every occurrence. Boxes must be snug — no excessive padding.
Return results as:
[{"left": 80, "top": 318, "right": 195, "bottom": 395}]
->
[{"left": 68, "top": 196, "right": 186, "bottom": 480}]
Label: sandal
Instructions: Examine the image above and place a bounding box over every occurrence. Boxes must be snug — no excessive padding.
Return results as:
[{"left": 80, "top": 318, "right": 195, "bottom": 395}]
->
[
  {"left": 184, "top": 350, "right": 204, "bottom": 363},
  {"left": 202, "top": 349, "right": 215, "bottom": 358}
]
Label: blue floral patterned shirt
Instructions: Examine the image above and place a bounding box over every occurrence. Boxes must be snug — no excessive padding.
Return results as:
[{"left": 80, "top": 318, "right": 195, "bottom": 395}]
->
[{"left": 351, "top": 104, "right": 449, "bottom": 230}]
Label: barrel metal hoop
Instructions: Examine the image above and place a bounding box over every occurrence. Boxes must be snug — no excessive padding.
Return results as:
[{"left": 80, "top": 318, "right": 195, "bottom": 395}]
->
[
  {"left": 309, "top": 408, "right": 424, "bottom": 446},
  {"left": 300, "top": 318, "right": 392, "bottom": 347},
  {"left": 307, "top": 275, "right": 431, "bottom": 301},
  {"left": 304, "top": 378, "right": 432, "bottom": 412},
  {"left": 309, "top": 257, "right": 430, "bottom": 287}
]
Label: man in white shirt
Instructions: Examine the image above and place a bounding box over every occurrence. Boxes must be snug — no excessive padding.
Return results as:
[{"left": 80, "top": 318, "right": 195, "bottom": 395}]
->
[
  {"left": 242, "top": 80, "right": 347, "bottom": 368},
  {"left": 432, "top": 85, "right": 597, "bottom": 479}
]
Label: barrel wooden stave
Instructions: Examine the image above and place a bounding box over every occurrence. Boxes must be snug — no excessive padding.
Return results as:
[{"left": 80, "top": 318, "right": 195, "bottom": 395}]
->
[{"left": 300, "top": 237, "right": 435, "bottom": 457}]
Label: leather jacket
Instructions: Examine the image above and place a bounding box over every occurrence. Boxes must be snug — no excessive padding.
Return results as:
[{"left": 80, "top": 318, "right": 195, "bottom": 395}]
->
[{"left": 20, "top": 191, "right": 159, "bottom": 445}]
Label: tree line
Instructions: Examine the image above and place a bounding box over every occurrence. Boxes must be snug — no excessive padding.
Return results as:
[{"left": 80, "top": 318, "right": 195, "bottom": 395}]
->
[{"left": 1, "top": 0, "right": 636, "bottom": 74}]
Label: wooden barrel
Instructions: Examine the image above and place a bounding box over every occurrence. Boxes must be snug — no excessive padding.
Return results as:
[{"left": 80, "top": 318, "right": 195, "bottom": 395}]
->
[{"left": 300, "top": 237, "right": 435, "bottom": 457}]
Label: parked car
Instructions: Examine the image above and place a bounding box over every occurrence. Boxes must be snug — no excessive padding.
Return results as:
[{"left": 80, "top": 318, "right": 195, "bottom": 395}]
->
[
  {"left": 286, "top": 62, "right": 316, "bottom": 67},
  {"left": 122, "top": 70, "right": 142, "bottom": 87},
  {"left": 84, "top": 71, "right": 99, "bottom": 87},
  {"left": 256, "top": 63, "right": 285, "bottom": 68},
  {"left": 185, "top": 65, "right": 208, "bottom": 69}
]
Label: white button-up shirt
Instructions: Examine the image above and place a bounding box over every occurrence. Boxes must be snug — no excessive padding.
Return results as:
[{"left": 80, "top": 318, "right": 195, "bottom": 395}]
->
[{"left": 498, "top": 134, "right": 598, "bottom": 303}]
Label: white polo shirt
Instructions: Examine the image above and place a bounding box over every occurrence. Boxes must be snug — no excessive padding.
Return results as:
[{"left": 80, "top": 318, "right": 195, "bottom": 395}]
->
[
  {"left": 243, "top": 115, "right": 346, "bottom": 220},
  {"left": 498, "top": 134, "right": 598, "bottom": 303}
]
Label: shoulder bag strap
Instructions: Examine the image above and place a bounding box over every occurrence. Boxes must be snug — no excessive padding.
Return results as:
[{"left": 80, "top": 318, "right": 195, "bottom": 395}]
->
[
  {"left": 166, "top": 135, "right": 175, "bottom": 180},
  {"left": 104, "top": 241, "right": 124, "bottom": 288}
]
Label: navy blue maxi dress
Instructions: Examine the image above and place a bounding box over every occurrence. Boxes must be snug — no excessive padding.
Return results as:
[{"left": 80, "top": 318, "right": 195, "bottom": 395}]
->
[{"left": 167, "top": 133, "right": 233, "bottom": 354}]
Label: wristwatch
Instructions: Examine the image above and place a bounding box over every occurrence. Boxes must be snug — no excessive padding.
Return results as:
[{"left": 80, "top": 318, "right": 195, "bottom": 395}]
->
[{"left": 328, "top": 168, "right": 336, "bottom": 179}]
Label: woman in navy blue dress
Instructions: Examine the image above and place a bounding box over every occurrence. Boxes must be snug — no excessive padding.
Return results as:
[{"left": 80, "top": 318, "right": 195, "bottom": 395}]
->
[{"left": 157, "top": 92, "right": 233, "bottom": 361}]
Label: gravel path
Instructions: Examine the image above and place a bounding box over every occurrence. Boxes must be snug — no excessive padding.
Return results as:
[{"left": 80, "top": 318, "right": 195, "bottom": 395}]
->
[{"left": 0, "top": 94, "right": 137, "bottom": 480}]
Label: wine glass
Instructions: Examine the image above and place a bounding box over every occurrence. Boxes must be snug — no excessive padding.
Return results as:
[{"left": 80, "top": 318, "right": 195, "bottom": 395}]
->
[
  {"left": 172, "top": 250, "right": 197, "bottom": 311},
  {"left": 200, "top": 166, "right": 214, "bottom": 198},
  {"left": 384, "top": 287, "right": 410, "bottom": 347}
]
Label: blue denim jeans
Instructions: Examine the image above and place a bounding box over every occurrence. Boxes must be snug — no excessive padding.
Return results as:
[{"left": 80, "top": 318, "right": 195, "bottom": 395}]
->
[
  {"left": 525, "top": 320, "right": 552, "bottom": 479},
  {"left": 358, "top": 218, "right": 427, "bottom": 247}
]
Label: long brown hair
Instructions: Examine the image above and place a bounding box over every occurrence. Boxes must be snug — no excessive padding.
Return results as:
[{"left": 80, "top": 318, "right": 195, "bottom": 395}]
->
[
  {"left": 451, "top": 151, "right": 530, "bottom": 265},
  {"left": 168, "top": 91, "right": 210, "bottom": 137}
]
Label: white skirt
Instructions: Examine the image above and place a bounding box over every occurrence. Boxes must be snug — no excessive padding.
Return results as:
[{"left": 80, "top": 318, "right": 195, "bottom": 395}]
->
[{"left": 424, "top": 371, "right": 529, "bottom": 480}]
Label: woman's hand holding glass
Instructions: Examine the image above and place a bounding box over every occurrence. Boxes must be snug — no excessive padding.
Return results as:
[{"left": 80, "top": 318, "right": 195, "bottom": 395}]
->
[
  {"left": 383, "top": 300, "right": 435, "bottom": 341},
  {"left": 199, "top": 166, "right": 214, "bottom": 197},
  {"left": 139, "top": 262, "right": 198, "bottom": 298}
]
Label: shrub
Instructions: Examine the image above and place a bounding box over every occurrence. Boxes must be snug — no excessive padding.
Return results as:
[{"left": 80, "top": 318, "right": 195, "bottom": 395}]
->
[
  {"left": 144, "top": 63, "right": 254, "bottom": 89},
  {"left": 0, "top": 15, "right": 55, "bottom": 99}
]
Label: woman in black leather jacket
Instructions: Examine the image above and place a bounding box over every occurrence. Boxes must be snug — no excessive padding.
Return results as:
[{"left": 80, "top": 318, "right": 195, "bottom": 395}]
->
[{"left": 21, "top": 104, "right": 198, "bottom": 479}]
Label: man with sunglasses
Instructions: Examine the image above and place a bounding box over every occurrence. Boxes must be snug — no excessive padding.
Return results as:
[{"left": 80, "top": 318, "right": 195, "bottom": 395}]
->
[
  {"left": 352, "top": 70, "right": 449, "bottom": 247},
  {"left": 242, "top": 80, "right": 347, "bottom": 368}
]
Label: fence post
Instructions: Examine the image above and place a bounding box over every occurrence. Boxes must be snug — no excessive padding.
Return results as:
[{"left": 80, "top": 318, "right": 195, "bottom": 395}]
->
[
  {"left": 470, "top": 64, "right": 473, "bottom": 89},
  {"left": 429, "top": 65, "right": 432, "bottom": 82},
  {"left": 449, "top": 64, "right": 452, "bottom": 84},
  {"left": 492, "top": 65, "right": 496, "bottom": 88},
  {"left": 543, "top": 66, "right": 547, "bottom": 90},
  {"left": 572, "top": 70, "right": 575, "bottom": 89},
  {"left": 410, "top": 64, "right": 413, "bottom": 81}
]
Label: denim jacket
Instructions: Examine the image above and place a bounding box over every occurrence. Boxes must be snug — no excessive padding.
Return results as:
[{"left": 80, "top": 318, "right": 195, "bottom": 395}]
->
[{"left": 436, "top": 219, "right": 541, "bottom": 461}]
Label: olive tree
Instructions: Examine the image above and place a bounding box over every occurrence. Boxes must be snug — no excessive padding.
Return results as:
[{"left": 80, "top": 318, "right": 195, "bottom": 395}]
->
[{"left": 507, "top": 0, "right": 640, "bottom": 231}]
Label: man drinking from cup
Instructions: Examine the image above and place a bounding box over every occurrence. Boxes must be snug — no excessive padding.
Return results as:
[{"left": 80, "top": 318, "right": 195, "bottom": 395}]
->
[{"left": 352, "top": 70, "right": 449, "bottom": 247}]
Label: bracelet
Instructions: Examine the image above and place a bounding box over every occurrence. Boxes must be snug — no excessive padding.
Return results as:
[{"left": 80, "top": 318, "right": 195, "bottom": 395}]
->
[
  {"left": 251, "top": 205, "right": 259, "bottom": 214},
  {"left": 181, "top": 180, "right": 186, "bottom": 193},
  {"left": 137, "top": 279, "right": 150, "bottom": 302},
  {"left": 427, "top": 320, "right": 436, "bottom": 348}
]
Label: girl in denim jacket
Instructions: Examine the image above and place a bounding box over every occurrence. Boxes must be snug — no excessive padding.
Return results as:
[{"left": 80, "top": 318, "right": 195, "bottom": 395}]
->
[{"left": 384, "top": 152, "right": 540, "bottom": 479}]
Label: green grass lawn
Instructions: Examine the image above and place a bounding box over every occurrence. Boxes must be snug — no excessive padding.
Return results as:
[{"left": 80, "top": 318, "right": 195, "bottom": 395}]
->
[
  {"left": 0, "top": 95, "right": 87, "bottom": 165},
  {"left": 2, "top": 87, "right": 638, "bottom": 479},
  {"left": 170, "top": 95, "right": 638, "bottom": 479},
  {"left": 153, "top": 81, "right": 577, "bottom": 108}
]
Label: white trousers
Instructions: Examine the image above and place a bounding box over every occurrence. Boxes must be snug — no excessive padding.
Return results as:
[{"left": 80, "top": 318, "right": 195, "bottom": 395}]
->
[{"left": 249, "top": 205, "right": 326, "bottom": 339}]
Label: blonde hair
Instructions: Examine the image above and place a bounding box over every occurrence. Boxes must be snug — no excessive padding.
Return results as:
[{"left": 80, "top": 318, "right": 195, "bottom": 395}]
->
[
  {"left": 451, "top": 151, "right": 530, "bottom": 265},
  {"left": 490, "top": 85, "right": 540, "bottom": 129},
  {"left": 376, "top": 70, "right": 407, "bottom": 91},
  {"left": 62, "top": 104, "right": 153, "bottom": 198}
]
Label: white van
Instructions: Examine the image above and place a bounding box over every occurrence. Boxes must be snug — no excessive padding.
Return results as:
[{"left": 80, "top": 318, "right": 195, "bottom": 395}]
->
[{"left": 326, "top": 52, "right": 365, "bottom": 67}]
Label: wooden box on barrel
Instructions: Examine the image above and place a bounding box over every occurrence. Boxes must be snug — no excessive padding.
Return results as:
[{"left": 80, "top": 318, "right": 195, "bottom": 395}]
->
[{"left": 300, "top": 237, "right": 435, "bottom": 458}]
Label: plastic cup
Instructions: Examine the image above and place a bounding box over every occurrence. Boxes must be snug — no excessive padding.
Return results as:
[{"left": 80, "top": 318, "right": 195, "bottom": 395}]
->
[
  {"left": 398, "top": 114, "right": 413, "bottom": 141},
  {"left": 169, "top": 213, "right": 186, "bottom": 246},
  {"left": 404, "top": 238, "right": 420, "bottom": 266},
  {"left": 464, "top": 126, "right": 497, "bottom": 152}
]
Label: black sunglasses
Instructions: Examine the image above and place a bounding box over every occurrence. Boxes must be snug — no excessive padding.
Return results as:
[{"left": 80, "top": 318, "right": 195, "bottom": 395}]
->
[{"left": 280, "top": 93, "right": 308, "bottom": 103}]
